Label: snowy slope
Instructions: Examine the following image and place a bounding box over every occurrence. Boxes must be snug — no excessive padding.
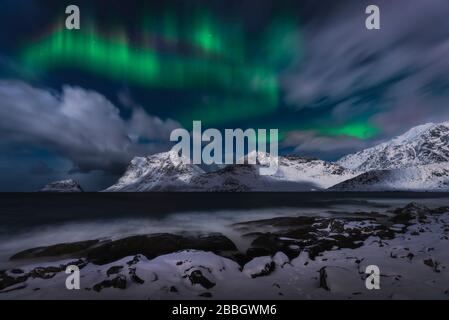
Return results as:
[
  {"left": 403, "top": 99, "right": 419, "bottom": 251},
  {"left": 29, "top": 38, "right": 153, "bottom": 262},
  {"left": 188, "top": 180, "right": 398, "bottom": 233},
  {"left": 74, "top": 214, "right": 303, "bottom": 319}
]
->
[
  {"left": 330, "top": 163, "right": 449, "bottom": 191},
  {"left": 338, "top": 122, "right": 449, "bottom": 171},
  {"left": 333, "top": 121, "right": 449, "bottom": 191},
  {"left": 104, "top": 150, "right": 205, "bottom": 192},
  {"left": 273, "top": 154, "right": 355, "bottom": 189}
]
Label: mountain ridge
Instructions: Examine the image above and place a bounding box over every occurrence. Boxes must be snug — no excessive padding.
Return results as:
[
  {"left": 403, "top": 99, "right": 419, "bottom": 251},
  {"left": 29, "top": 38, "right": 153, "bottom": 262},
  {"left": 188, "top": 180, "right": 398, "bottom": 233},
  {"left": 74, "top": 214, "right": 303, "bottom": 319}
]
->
[
  {"left": 103, "top": 120, "right": 449, "bottom": 192},
  {"left": 105, "top": 151, "right": 355, "bottom": 192}
]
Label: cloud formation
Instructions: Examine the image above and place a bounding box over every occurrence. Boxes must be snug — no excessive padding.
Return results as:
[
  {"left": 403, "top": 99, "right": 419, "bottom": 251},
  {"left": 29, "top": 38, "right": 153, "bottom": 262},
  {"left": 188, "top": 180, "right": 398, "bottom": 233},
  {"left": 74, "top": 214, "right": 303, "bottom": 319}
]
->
[
  {"left": 282, "top": 0, "right": 449, "bottom": 137},
  {"left": 282, "top": 130, "right": 368, "bottom": 159},
  {"left": 0, "top": 80, "right": 180, "bottom": 173}
]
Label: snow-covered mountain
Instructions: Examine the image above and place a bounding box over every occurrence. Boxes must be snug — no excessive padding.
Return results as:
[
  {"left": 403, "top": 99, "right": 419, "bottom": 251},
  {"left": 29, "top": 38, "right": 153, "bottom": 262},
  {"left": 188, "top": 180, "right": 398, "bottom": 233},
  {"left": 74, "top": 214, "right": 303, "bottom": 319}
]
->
[
  {"left": 39, "top": 179, "right": 83, "bottom": 192},
  {"left": 105, "top": 150, "right": 355, "bottom": 192},
  {"left": 104, "top": 150, "right": 204, "bottom": 192},
  {"left": 189, "top": 157, "right": 354, "bottom": 192},
  {"left": 104, "top": 121, "right": 449, "bottom": 192},
  {"left": 330, "top": 163, "right": 449, "bottom": 191},
  {"left": 338, "top": 122, "right": 449, "bottom": 172},
  {"left": 333, "top": 121, "right": 449, "bottom": 191}
]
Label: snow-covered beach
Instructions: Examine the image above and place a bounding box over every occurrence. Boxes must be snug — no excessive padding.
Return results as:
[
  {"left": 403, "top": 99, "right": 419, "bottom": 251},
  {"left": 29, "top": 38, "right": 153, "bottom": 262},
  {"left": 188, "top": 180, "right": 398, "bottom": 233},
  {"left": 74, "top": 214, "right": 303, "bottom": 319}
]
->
[{"left": 1, "top": 200, "right": 448, "bottom": 300}]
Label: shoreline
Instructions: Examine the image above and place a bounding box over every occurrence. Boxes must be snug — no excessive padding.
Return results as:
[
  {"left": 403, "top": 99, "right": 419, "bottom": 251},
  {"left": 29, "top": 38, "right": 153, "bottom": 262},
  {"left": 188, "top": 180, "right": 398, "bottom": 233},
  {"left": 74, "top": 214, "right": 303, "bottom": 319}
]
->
[{"left": 1, "top": 202, "right": 449, "bottom": 299}]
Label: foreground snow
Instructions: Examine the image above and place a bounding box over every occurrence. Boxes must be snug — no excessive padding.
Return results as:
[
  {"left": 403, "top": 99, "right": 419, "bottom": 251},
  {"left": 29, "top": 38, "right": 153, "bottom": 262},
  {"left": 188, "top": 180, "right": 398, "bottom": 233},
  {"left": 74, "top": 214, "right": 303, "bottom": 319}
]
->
[{"left": 2, "top": 204, "right": 449, "bottom": 300}]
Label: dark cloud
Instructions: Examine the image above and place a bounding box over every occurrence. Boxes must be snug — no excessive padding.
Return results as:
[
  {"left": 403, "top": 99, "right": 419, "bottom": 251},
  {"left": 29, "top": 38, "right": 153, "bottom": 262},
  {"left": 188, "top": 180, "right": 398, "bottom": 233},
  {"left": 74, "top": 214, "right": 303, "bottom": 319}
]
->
[
  {"left": 0, "top": 80, "right": 180, "bottom": 174},
  {"left": 29, "top": 160, "right": 57, "bottom": 175}
]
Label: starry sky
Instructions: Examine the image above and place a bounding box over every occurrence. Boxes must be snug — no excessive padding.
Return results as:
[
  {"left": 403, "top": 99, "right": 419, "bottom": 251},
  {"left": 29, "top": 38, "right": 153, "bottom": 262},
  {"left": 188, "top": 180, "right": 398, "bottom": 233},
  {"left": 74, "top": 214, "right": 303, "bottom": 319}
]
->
[{"left": 1, "top": 0, "right": 449, "bottom": 191}]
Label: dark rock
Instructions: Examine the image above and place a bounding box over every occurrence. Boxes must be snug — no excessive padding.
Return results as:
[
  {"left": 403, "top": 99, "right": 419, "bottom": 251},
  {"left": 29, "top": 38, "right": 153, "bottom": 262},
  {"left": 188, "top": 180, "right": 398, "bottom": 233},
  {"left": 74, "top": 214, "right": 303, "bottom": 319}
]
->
[
  {"left": 93, "top": 275, "right": 127, "bottom": 292},
  {"left": 29, "top": 266, "right": 62, "bottom": 279},
  {"left": 319, "top": 267, "right": 330, "bottom": 291},
  {"left": 170, "top": 286, "right": 178, "bottom": 293},
  {"left": 423, "top": 259, "right": 434, "bottom": 268},
  {"left": 10, "top": 269, "right": 24, "bottom": 274},
  {"left": 86, "top": 233, "right": 237, "bottom": 265},
  {"left": 10, "top": 240, "right": 100, "bottom": 261},
  {"left": 249, "top": 261, "right": 276, "bottom": 279},
  {"left": 0, "top": 273, "right": 28, "bottom": 291},
  {"left": 391, "top": 203, "right": 429, "bottom": 224},
  {"left": 423, "top": 258, "right": 441, "bottom": 273},
  {"left": 1, "top": 259, "right": 86, "bottom": 291},
  {"left": 129, "top": 267, "right": 145, "bottom": 284},
  {"left": 106, "top": 266, "right": 123, "bottom": 277},
  {"left": 235, "top": 216, "right": 316, "bottom": 228},
  {"left": 188, "top": 270, "right": 215, "bottom": 289},
  {"left": 241, "top": 213, "right": 404, "bottom": 261},
  {"left": 10, "top": 233, "right": 236, "bottom": 266},
  {"left": 126, "top": 255, "right": 141, "bottom": 266}
]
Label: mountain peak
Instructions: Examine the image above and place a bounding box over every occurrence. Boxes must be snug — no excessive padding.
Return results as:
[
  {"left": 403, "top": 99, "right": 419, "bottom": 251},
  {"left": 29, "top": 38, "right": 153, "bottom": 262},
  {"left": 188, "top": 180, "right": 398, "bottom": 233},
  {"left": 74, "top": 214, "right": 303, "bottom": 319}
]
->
[
  {"left": 104, "top": 150, "right": 204, "bottom": 192},
  {"left": 389, "top": 122, "right": 436, "bottom": 145}
]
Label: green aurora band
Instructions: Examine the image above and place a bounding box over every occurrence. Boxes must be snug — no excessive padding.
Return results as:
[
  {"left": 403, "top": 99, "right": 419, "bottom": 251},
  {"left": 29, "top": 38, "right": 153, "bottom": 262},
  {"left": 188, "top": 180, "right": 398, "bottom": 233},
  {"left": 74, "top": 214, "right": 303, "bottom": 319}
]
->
[
  {"left": 320, "top": 122, "right": 380, "bottom": 139},
  {"left": 21, "top": 27, "right": 278, "bottom": 125},
  {"left": 19, "top": 19, "right": 380, "bottom": 140}
]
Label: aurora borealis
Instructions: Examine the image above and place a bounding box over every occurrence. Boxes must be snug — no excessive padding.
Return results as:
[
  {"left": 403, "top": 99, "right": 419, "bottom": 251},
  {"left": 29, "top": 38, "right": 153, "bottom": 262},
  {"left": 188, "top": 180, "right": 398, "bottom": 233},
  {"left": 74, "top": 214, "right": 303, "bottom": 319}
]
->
[
  {"left": 16, "top": 3, "right": 377, "bottom": 133},
  {"left": 20, "top": 27, "right": 279, "bottom": 127},
  {"left": 21, "top": 28, "right": 279, "bottom": 103},
  {"left": 2, "top": 0, "right": 447, "bottom": 190}
]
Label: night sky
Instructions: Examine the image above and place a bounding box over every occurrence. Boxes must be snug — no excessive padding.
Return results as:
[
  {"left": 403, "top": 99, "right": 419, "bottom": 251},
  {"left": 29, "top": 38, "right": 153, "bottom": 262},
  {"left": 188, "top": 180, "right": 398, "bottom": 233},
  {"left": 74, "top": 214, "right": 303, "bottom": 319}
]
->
[{"left": 1, "top": 0, "right": 449, "bottom": 191}]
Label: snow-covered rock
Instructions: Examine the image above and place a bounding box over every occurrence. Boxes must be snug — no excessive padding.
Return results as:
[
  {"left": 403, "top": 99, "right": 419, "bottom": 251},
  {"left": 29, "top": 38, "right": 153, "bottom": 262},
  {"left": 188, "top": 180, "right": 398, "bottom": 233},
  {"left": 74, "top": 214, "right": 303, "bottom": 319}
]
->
[
  {"left": 273, "top": 252, "right": 290, "bottom": 267},
  {"left": 39, "top": 179, "right": 83, "bottom": 193},
  {"left": 242, "top": 256, "right": 276, "bottom": 278},
  {"left": 2, "top": 203, "right": 449, "bottom": 299}
]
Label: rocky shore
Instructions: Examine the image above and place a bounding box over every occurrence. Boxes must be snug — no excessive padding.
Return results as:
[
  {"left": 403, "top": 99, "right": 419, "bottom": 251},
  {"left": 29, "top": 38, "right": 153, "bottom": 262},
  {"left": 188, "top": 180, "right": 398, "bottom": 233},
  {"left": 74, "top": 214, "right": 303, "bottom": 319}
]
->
[{"left": 1, "top": 202, "right": 449, "bottom": 299}]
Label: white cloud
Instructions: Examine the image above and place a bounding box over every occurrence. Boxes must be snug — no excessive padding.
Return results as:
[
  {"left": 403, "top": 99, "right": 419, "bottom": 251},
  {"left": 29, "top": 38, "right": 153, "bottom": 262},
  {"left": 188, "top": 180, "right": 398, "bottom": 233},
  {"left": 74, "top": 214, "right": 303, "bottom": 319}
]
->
[
  {"left": 0, "top": 80, "right": 181, "bottom": 173},
  {"left": 283, "top": 130, "right": 368, "bottom": 156}
]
